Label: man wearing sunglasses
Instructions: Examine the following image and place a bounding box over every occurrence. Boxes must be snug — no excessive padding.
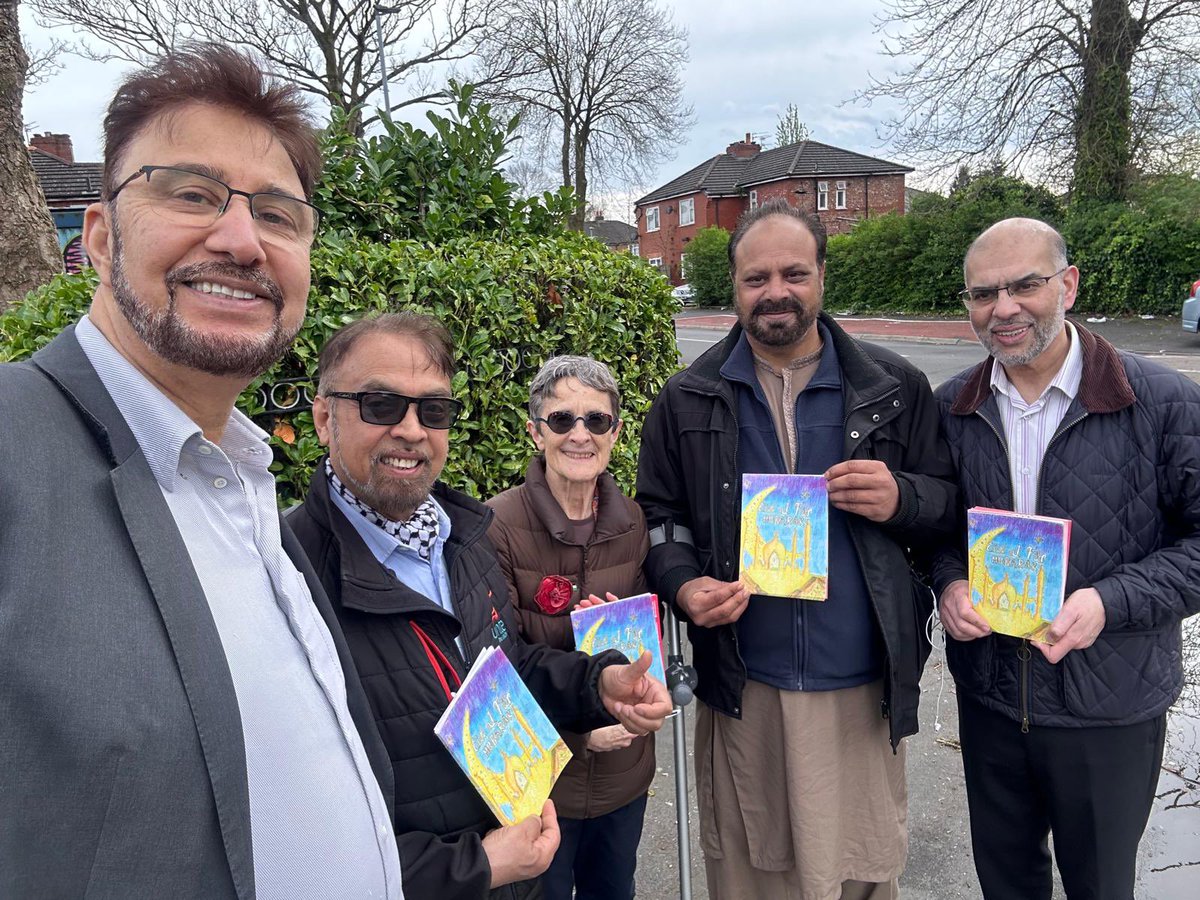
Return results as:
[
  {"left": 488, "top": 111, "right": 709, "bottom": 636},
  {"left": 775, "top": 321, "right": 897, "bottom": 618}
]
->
[
  {"left": 932, "top": 218, "right": 1200, "bottom": 899},
  {"left": 287, "top": 312, "right": 673, "bottom": 900},
  {"left": 0, "top": 47, "right": 401, "bottom": 899}
]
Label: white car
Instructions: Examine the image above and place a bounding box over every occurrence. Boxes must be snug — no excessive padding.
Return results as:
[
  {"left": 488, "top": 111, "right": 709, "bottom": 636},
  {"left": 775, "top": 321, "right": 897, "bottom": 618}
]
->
[
  {"left": 1184, "top": 278, "right": 1200, "bottom": 334},
  {"left": 671, "top": 283, "right": 695, "bottom": 307}
]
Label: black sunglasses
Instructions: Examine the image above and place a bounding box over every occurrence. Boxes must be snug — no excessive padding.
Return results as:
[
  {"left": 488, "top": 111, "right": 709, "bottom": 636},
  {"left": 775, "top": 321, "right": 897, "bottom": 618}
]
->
[
  {"left": 535, "top": 411, "right": 618, "bottom": 435},
  {"left": 327, "top": 391, "right": 462, "bottom": 429}
]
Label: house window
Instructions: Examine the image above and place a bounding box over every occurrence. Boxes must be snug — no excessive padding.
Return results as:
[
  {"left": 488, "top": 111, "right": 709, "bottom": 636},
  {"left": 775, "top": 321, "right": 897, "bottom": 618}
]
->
[
  {"left": 646, "top": 206, "right": 660, "bottom": 232},
  {"left": 749, "top": 190, "right": 758, "bottom": 211},
  {"left": 817, "top": 182, "right": 829, "bottom": 211},
  {"left": 835, "top": 181, "right": 847, "bottom": 209},
  {"left": 631, "top": 241, "right": 639, "bottom": 257},
  {"left": 679, "top": 197, "right": 695, "bottom": 227},
  {"left": 648, "top": 256, "right": 663, "bottom": 271}
]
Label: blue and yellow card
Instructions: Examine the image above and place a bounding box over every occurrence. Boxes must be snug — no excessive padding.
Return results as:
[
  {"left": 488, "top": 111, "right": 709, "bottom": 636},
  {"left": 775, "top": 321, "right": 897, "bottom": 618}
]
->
[
  {"left": 571, "top": 592, "right": 665, "bottom": 685},
  {"left": 433, "top": 646, "right": 572, "bottom": 826},
  {"left": 739, "top": 473, "right": 829, "bottom": 600},
  {"left": 967, "top": 507, "right": 1072, "bottom": 640}
]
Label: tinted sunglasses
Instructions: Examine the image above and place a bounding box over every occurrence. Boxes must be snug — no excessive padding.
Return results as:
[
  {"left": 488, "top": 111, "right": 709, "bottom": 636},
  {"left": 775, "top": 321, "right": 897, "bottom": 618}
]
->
[
  {"left": 326, "top": 391, "right": 462, "bottom": 429},
  {"left": 535, "top": 411, "right": 618, "bottom": 435}
]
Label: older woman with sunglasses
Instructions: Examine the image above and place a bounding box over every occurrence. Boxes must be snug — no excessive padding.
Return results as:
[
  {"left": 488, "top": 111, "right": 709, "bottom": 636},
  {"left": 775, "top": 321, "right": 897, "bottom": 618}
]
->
[{"left": 486, "top": 356, "right": 653, "bottom": 900}]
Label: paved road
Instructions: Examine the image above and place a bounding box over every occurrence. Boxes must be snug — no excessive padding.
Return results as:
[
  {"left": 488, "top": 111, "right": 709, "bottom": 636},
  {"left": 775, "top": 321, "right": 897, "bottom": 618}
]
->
[{"left": 630, "top": 313, "right": 1200, "bottom": 900}]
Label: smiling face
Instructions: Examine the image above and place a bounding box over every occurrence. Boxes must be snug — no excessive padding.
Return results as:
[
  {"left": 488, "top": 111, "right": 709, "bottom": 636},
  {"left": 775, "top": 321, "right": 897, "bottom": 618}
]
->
[
  {"left": 313, "top": 332, "right": 452, "bottom": 522},
  {"left": 964, "top": 224, "right": 1077, "bottom": 369},
  {"left": 732, "top": 215, "right": 824, "bottom": 356},
  {"left": 527, "top": 378, "right": 621, "bottom": 496},
  {"left": 83, "top": 102, "right": 311, "bottom": 380}
]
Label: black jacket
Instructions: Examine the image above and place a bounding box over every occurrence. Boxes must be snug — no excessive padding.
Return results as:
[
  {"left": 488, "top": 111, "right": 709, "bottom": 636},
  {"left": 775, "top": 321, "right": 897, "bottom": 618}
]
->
[
  {"left": 932, "top": 324, "right": 1200, "bottom": 728},
  {"left": 287, "top": 465, "right": 621, "bottom": 900},
  {"left": 635, "top": 315, "right": 958, "bottom": 747}
]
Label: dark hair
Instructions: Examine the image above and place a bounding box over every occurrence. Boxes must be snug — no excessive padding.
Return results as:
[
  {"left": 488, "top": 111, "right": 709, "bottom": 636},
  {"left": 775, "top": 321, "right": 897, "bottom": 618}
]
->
[
  {"left": 318, "top": 312, "right": 457, "bottom": 394},
  {"left": 727, "top": 197, "right": 828, "bottom": 271},
  {"left": 102, "top": 43, "right": 321, "bottom": 199}
]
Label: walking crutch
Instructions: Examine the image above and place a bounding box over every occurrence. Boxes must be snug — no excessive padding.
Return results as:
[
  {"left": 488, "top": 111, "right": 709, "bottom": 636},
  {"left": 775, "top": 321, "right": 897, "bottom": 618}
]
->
[{"left": 663, "top": 604, "right": 698, "bottom": 900}]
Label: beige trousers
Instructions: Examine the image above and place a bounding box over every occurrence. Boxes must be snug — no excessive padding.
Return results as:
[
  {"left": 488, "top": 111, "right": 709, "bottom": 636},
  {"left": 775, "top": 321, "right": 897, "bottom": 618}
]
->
[{"left": 696, "top": 679, "right": 907, "bottom": 900}]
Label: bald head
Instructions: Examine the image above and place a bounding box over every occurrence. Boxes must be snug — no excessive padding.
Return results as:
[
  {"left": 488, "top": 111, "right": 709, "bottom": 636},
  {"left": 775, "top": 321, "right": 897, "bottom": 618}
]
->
[{"left": 965, "top": 218, "right": 1067, "bottom": 280}]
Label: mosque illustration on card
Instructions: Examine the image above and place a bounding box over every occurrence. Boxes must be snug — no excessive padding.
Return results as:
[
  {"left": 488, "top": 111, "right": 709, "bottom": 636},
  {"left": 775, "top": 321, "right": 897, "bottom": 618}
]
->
[
  {"left": 571, "top": 592, "right": 666, "bottom": 686},
  {"left": 967, "top": 507, "right": 1072, "bottom": 640},
  {"left": 739, "top": 473, "right": 829, "bottom": 600},
  {"left": 434, "top": 646, "right": 572, "bottom": 826}
]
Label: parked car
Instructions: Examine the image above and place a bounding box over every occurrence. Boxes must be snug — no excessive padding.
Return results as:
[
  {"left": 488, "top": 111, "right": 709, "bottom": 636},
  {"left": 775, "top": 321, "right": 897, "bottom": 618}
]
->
[
  {"left": 1183, "top": 278, "right": 1200, "bottom": 334},
  {"left": 672, "top": 283, "right": 695, "bottom": 307}
]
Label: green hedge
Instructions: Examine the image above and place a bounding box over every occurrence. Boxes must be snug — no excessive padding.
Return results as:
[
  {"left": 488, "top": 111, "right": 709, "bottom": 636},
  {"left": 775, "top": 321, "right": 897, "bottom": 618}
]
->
[
  {"left": 824, "top": 173, "right": 1200, "bottom": 316},
  {"left": 0, "top": 232, "right": 677, "bottom": 506}
]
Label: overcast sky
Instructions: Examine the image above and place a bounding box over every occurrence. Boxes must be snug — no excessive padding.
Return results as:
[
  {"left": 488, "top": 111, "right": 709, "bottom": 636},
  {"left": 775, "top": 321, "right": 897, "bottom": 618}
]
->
[{"left": 20, "top": 0, "right": 916, "bottom": 218}]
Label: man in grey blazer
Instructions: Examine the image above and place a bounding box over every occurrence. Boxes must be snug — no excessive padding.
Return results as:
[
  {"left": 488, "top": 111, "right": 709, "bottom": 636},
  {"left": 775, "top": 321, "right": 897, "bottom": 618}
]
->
[{"left": 0, "top": 46, "right": 403, "bottom": 899}]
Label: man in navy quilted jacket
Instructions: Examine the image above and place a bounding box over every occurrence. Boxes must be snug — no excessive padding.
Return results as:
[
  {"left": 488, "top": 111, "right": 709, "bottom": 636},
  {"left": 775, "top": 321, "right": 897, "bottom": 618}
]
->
[{"left": 933, "top": 217, "right": 1200, "bottom": 900}]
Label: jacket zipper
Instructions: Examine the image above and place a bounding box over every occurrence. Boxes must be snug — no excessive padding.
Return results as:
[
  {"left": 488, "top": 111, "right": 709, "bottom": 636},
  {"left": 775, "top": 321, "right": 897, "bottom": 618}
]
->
[
  {"left": 1017, "top": 640, "right": 1032, "bottom": 732},
  {"left": 843, "top": 389, "right": 901, "bottom": 705}
]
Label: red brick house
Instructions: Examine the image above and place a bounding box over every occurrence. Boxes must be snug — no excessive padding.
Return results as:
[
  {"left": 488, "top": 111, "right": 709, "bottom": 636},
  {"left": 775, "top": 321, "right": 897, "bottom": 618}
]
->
[
  {"left": 28, "top": 133, "right": 103, "bottom": 274},
  {"left": 635, "top": 134, "right": 912, "bottom": 283}
]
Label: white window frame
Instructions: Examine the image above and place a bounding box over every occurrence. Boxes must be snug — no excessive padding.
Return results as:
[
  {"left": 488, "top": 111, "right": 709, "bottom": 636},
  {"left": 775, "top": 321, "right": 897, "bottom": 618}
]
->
[
  {"left": 631, "top": 241, "right": 639, "bottom": 257},
  {"left": 648, "top": 256, "right": 663, "bottom": 270},
  {"left": 749, "top": 190, "right": 758, "bottom": 211},
  {"left": 646, "top": 206, "right": 660, "bottom": 232},
  {"left": 679, "top": 197, "right": 695, "bottom": 227},
  {"left": 817, "top": 181, "right": 829, "bottom": 211},
  {"left": 835, "top": 180, "right": 847, "bottom": 210}
]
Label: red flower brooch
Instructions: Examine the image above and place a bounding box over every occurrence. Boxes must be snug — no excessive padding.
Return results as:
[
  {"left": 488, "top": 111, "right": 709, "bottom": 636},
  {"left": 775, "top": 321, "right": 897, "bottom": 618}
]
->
[{"left": 534, "top": 575, "right": 574, "bottom": 615}]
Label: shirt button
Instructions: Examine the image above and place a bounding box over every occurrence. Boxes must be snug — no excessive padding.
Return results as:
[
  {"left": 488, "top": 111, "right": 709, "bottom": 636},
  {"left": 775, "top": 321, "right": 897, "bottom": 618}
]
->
[
  {"left": 213, "top": 477, "right": 228, "bottom": 489},
  {"left": 197, "top": 444, "right": 213, "bottom": 455},
  {"left": 1022, "top": 467, "right": 1031, "bottom": 475}
]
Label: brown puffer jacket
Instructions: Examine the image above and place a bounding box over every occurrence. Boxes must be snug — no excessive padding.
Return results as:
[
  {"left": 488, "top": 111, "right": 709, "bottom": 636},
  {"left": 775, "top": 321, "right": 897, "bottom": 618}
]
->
[{"left": 486, "top": 457, "right": 655, "bottom": 820}]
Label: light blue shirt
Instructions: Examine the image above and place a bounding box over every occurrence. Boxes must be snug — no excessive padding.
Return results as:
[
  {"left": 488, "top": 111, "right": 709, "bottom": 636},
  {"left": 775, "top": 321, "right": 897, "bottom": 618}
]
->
[
  {"left": 328, "top": 484, "right": 465, "bottom": 657},
  {"left": 76, "top": 316, "right": 403, "bottom": 900}
]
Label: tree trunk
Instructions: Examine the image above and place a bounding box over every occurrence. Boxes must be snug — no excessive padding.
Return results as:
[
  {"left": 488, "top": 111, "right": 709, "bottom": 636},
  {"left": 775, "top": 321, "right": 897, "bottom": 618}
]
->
[
  {"left": 1072, "top": 0, "right": 1139, "bottom": 203},
  {"left": 0, "top": 0, "right": 62, "bottom": 312},
  {"left": 568, "top": 126, "right": 587, "bottom": 231}
]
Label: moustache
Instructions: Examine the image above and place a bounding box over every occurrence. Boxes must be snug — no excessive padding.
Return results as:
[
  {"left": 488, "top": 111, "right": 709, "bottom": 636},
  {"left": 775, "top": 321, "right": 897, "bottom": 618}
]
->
[
  {"left": 166, "top": 262, "right": 284, "bottom": 311},
  {"left": 751, "top": 298, "right": 805, "bottom": 317}
]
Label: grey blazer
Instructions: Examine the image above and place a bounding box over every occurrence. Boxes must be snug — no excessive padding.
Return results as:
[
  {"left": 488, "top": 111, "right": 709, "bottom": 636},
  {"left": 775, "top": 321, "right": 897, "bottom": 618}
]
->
[{"left": 0, "top": 326, "right": 394, "bottom": 899}]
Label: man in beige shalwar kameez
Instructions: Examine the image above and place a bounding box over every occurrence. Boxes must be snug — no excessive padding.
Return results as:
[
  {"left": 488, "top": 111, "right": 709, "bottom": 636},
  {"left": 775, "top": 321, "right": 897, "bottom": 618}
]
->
[{"left": 636, "top": 198, "right": 958, "bottom": 899}]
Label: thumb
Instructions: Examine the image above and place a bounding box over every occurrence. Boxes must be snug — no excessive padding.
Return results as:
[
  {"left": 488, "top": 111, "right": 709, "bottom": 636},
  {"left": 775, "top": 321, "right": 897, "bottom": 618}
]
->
[
  {"left": 1044, "top": 606, "right": 1075, "bottom": 644},
  {"left": 621, "top": 650, "right": 652, "bottom": 683}
]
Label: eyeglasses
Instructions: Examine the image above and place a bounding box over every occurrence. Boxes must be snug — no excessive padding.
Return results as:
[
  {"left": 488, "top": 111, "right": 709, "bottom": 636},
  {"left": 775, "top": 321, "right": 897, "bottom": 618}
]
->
[
  {"left": 959, "top": 267, "right": 1069, "bottom": 309},
  {"left": 326, "top": 391, "right": 462, "bottom": 429},
  {"left": 535, "top": 411, "right": 618, "bottom": 435},
  {"left": 108, "top": 165, "right": 319, "bottom": 246}
]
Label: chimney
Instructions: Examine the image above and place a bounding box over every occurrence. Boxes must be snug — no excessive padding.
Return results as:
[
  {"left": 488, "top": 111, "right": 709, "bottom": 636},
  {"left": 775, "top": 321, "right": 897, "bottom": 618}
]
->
[
  {"left": 30, "top": 133, "right": 74, "bottom": 164},
  {"left": 726, "top": 132, "right": 761, "bottom": 159}
]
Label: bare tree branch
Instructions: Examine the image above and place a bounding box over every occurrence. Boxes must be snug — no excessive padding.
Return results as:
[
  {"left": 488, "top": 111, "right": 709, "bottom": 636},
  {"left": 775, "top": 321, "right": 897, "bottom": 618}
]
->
[
  {"left": 858, "top": 0, "right": 1200, "bottom": 197},
  {"left": 29, "top": 0, "right": 502, "bottom": 131},
  {"left": 475, "top": 0, "right": 693, "bottom": 229}
]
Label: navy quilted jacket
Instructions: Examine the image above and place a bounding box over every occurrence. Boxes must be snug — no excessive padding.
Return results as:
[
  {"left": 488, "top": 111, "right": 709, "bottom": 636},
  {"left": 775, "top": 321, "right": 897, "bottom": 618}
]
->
[{"left": 932, "top": 324, "right": 1200, "bottom": 728}]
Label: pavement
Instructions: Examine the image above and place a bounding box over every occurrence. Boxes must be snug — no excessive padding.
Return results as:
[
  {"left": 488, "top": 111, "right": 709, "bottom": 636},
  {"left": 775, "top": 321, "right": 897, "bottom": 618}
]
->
[{"left": 630, "top": 311, "right": 1200, "bottom": 900}]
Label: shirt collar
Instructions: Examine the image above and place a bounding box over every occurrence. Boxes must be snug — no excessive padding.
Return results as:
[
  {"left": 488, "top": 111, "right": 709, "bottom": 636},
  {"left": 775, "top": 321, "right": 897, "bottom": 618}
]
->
[
  {"left": 720, "top": 320, "right": 841, "bottom": 391},
  {"left": 74, "top": 315, "right": 272, "bottom": 491},
  {"left": 990, "top": 320, "right": 1084, "bottom": 405}
]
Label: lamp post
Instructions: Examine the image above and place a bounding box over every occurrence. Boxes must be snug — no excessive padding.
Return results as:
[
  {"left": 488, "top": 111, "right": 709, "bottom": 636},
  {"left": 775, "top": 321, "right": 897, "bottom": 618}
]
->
[{"left": 373, "top": 3, "right": 404, "bottom": 113}]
